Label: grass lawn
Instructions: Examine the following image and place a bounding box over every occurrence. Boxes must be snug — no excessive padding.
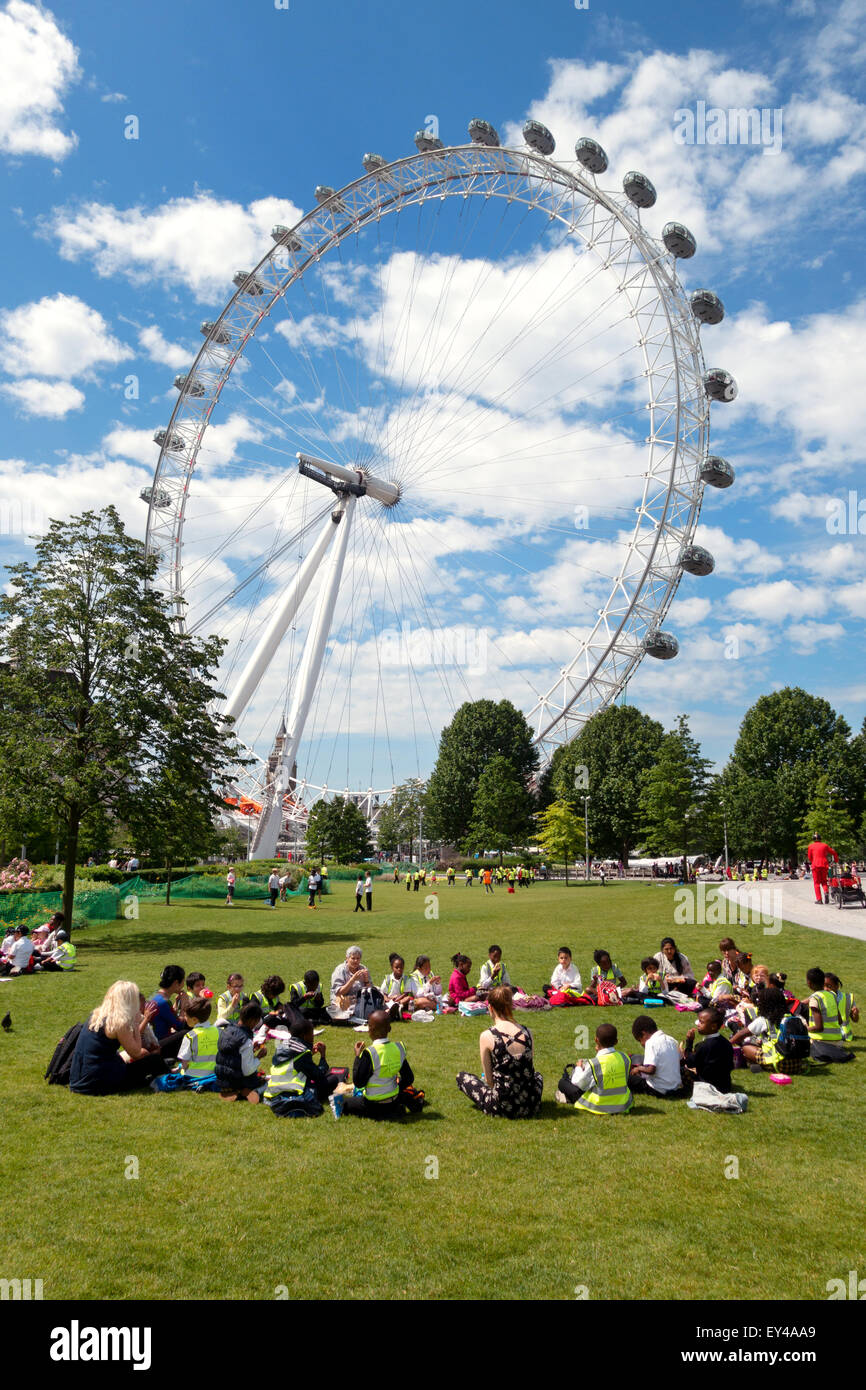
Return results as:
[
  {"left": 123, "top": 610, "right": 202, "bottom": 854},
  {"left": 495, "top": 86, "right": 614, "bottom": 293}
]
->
[{"left": 1, "top": 878, "right": 863, "bottom": 1302}]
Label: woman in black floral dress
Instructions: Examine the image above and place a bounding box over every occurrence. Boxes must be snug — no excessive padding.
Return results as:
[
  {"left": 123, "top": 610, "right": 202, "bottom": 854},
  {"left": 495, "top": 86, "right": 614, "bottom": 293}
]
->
[{"left": 456, "top": 985, "right": 543, "bottom": 1118}]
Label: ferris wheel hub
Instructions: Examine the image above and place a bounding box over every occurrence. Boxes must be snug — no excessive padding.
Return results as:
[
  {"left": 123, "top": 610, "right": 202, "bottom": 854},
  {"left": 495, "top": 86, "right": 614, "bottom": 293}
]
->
[{"left": 296, "top": 452, "right": 401, "bottom": 507}]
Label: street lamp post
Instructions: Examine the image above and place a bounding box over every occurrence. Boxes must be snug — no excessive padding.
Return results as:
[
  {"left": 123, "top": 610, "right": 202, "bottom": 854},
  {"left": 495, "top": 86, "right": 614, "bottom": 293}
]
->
[
  {"left": 582, "top": 796, "right": 590, "bottom": 880},
  {"left": 721, "top": 799, "right": 730, "bottom": 876}
]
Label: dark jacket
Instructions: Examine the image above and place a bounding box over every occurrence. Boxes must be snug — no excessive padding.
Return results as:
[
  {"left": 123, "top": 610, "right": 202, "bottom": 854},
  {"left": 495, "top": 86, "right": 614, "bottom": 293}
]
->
[{"left": 215, "top": 1022, "right": 256, "bottom": 1089}]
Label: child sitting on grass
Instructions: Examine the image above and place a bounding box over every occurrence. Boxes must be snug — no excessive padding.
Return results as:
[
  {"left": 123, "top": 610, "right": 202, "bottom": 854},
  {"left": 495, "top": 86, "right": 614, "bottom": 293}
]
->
[
  {"left": 638, "top": 958, "right": 668, "bottom": 1001},
  {"left": 410, "top": 955, "right": 442, "bottom": 1013},
  {"left": 545, "top": 947, "right": 590, "bottom": 1006},
  {"left": 445, "top": 953, "right": 479, "bottom": 1010},
  {"left": 250, "top": 975, "right": 285, "bottom": 1019},
  {"left": 380, "top": 954, "right": 417, "bottom": 1019},
  {"left": 825, "top": 972, "right": 858, "bottom": 1041},
  {"left": 555, "top": 1022, "right": 634, "bottom": 1114},
  {"left": 477, "top": 945, "right": 511, "bottom": 993},
  {"left": 288, "top": 970, "right": 329, "bottom": 1024},
  {"left": 216, "top": 973, "right": 249, "bottom": 1027},
  {"left": 263, "top": 1016, "right": 339, "bottom": 1117},
  {"left": 152, "top": 996, "right": 220, "bottom": 1093},
  {"left": 215, "top": 1002, "right": 267, "bottom": 1102},
  {"left": 588, "top": 950, "right": 639, "bottom": 1004},
  {"left": 681, "top": 1008, "right": 734, "bottom": 1093}
]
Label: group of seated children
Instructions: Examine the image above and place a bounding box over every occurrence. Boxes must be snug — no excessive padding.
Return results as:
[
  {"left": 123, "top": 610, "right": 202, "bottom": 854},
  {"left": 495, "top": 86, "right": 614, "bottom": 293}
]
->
[
  {"left": 540, "top": 943, "right": 694, "bottom": 1008},
  {"left": 0, "top": 915, "right": 76, "bottom": 976}
]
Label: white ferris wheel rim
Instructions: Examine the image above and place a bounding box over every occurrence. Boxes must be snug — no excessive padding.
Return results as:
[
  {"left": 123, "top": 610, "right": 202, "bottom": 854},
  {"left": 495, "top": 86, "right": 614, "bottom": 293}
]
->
[{"left": 144, "top": 137, "right": 715, "bottom": 807}]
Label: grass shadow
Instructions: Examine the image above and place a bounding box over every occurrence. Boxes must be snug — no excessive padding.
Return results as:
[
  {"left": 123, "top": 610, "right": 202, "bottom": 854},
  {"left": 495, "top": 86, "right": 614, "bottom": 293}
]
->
[{"left": 91, "top": 930, "right": 372, "bottom": 954}]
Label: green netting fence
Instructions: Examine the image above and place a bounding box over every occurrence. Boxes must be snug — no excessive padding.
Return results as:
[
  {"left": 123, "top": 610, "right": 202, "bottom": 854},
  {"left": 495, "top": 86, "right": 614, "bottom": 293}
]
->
[
  {"left": 0, "top": 886, "right": 120, "bottom": 930},
  {"left": 118, "top": 874, "right": 311, "bottom": 901}
]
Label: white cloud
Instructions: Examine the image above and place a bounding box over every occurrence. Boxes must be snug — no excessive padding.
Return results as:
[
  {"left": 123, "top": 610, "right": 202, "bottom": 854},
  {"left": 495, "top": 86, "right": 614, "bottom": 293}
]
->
[
  {"left": 0, "top": 1, "right": 79, "bottom": 160},
  {"left": 1, "top": 294, "right": 131, "bottom": 379},
  {"left": 100, "top": 91, "right": 126, "bottom": 104},
  {"left": 138, "top": 325, "right": 191, "bottom": 370},
  {"left": 711, "top": 301, "right": 866, "bottom": 463},
  {"left": 693, "top": 523, "right": 784, "bottom": 577},
  {"left": 1, "top": 377, "right": 84, "bottom": 417},
  {"left": 45, "top": 193, "right": 304, "bottom": 300},
  {"left": 726, "top": 578, "right": 826, "bottom": 621}
]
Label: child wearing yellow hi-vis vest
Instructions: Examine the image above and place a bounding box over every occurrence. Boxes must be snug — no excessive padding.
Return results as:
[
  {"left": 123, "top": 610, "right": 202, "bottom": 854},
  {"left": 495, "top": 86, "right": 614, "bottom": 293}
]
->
[
  {"left": 555, "top": 1022, "right": 634, "bottom": 1114},
  {"left": 152, "top": 996, "right": 219, "bottom": 1093},
  {"left": 337, "top": 1010, "right": 421, "bottom": 1119},
  {"left": 263, "top": 1016, "right": 339, "bottom": 1117}
]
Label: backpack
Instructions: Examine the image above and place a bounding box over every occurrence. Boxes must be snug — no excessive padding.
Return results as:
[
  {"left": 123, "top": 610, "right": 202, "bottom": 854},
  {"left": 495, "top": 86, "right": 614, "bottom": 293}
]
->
[
  {"left": 352, "top": 986, "right": 385, "bottom": 1022},
  {"left": 774, "top": 1013, "right": 810, "bottom": 1060},
  {"left": 45, "top": 1022, "right": 84, "bottom": 1085},
  {"left": 595, "top": 979, "right": 621, "bottom": 1007}
]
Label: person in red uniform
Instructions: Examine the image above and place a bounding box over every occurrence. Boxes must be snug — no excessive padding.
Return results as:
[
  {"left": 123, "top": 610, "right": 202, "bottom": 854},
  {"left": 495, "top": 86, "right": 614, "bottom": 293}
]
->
[{"left": 807, "top": 833, "right": 838, "bottom": 905}]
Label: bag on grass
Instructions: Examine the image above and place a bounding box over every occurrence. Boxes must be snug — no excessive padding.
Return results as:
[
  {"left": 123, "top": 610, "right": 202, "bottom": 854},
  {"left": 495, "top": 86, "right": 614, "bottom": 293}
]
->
[
  {"left": 595, "top": 979, "right": 621, "bottom": 1007},
  {"left": 774, "top": 1013, "right": 810, "bottom": 1061},
  {"left": 45, "top": 1021, "right": 84, "bottom": 1085},
  {"left": 352, "top": 987, "right": 385, "bottom": 1023},
  {"left": 810, "top": 1040, "right": 855, "bottom": 1063},
  {"left": 687, "top": 1081, "right": 748, "bottom": 1113}
]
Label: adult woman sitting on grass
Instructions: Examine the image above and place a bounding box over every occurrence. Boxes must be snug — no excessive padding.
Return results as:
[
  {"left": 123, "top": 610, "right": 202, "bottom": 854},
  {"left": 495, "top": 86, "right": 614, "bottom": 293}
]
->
[
  {"left": 328, "top": 946, "right": 370, "bottom": 1021},
  {"left": 69, "top": 981, "right": 165, "bottom": 1095},
  {"left": 654, "top": 938, "right": 696, "bottom": 997},
  {"left": 148, "top": 965, "right": 188, "bottom": 1041},
  {"left": 456, "top": 985, "right": 543, "bottom": 1118}
]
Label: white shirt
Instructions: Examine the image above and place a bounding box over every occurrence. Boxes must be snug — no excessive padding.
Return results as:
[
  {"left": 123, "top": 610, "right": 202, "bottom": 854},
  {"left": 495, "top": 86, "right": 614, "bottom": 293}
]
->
[
  {"left": 380, "top": 973, "right": 417, "bottom": 999},
  {"left": 747, "top": 1017, "right": 770, "bottom": 1038},
  {"left": 643, "top": 1030, "right": 683, "bottom": 1093},
  {"left": 7, "top": 936, "right": 33, "bottom": 969},
  {"left": 364, "top": 875, "right": 372, "bottom": 891},
  {"left": 550, "top": 961, "right": 582, "bottom": 992},
  {"left": 355, "top": 879, "right": 364, "bottom": 896},
  {"left": 268, "top": 873, "right": 280, "bottom": 889}
]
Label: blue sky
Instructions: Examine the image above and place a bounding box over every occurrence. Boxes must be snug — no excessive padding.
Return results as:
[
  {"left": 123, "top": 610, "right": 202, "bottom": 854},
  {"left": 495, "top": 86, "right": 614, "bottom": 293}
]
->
[{"left": 1, "top": 0, "right": 864, "bottom": 801}]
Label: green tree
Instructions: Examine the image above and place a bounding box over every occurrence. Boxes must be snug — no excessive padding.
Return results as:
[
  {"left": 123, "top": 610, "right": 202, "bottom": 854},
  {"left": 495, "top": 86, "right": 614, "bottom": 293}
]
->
[
  {"left": 375, "top": 778, "right": 426, "bottom": 859},
  {"left": 549, "top": 704, "right": 665, "bottom": 863},
  {"left": 424, "top": 699, "right": 537, "bottom": 845},
  {"left": 462, "top": 755, "right": 533, "bottom": 859},
  {"left": 0, "top": 508, "right": 238, "bottom": 929},
  {"left": 306, "top": 795, "right": 373, "bottom": 864},
  {"left": 798, "top": 774, "right": 858, "bottom": 860},
  {"left": 725, "top": 688, "right": 856, "bottom": 860},
  {"left": 640, "top": 715, "right": 711, "bottom": 873},
  {"left": 127, "top": 724, "right": 229, "bottom": 904},
  {"left": 535, "top": 798, "right": 586, "bottom": 884}
]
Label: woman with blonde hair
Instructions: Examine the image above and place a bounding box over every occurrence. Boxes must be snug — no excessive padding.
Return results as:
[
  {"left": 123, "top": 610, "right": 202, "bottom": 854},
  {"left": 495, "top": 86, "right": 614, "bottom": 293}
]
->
[
  {"left": 456, "top": 985, "right": 543, "bottom": 1118},
  {"left": 70, "top": 981, "right": 162, "bottom": 1094}
]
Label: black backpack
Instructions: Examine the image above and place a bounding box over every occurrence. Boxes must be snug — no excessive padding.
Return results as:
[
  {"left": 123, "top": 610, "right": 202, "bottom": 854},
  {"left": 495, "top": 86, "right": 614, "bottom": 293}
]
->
[
  {"left": 353, "top": 986, "right": 385, "bottom": 1022},
  {"left": 45, "top": 1022, "right": 84, "bottom": 1085},
  {"left": 774, "top": 1013, "right": 810, "bottom": 1060}
]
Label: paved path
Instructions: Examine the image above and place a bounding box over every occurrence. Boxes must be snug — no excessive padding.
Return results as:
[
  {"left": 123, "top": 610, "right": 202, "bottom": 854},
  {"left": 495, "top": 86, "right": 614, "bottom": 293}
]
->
[{"left": 718, "top": 878, "right": 866, "bottom": 944}]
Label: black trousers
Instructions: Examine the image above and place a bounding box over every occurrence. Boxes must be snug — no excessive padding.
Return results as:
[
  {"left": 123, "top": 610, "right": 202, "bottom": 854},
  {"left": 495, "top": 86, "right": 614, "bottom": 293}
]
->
[
  {"left": 342, "top": 1094, "right": 406, "bottom": 1119},
  {"left": 365, "top": 892, "right": 372, "bottom": 911},
  {"left": 354, "top": 898, "right": 365, "bottom": 911}
]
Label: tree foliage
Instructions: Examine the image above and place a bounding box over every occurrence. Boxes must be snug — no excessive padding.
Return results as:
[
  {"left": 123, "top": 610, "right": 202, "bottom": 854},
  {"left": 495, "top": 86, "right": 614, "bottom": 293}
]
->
[
  {"left": 305, "top": 795, "right": 373, "bottom": 864},
  {"left": 549, "top": 704, "right": 665, "bottom": 862},
  {"left": 640, "top": 715, "right": 711, "bottom": 866},
  {"left": 0, "top": 508, "right": 240, "bottom": 927},
  {"left": 462, "top": 754, "right": 533, "bottom": 858},
  {"left": 424, "top": 699, "right": 537, "bottom": 845}
]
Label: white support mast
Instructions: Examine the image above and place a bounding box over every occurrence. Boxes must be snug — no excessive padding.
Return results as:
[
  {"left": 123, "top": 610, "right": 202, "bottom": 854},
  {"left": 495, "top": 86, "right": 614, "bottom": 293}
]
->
[
  {"left": 221, "top": 507, "right": 341, "bottom": 727},
  {"left": 250, "top": 492, "right": 357, "bottom": 859}
]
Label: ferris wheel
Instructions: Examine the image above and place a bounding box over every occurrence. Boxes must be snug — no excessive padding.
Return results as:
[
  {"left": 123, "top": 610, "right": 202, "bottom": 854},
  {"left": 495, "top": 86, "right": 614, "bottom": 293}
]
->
[{"left": 143, "top": 118, "right": 737, "bottom": 858}]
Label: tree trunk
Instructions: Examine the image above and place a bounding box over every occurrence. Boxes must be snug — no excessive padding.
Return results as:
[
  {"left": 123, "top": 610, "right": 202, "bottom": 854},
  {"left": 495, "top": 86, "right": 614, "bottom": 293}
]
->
[
  {"left": 165, "top": 859, "right": 173, "bottom": 906},
  {"left": 564, "top": 856, "right": 569, "bottom": 885},
  {"left": 63, "top": 803, "right": 80, "bottom": 933}
]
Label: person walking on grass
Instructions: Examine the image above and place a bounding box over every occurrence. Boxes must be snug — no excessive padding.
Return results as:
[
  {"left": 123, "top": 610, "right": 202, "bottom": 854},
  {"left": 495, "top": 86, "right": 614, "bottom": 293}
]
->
[
  {"left": 365, "top": 871, "right": 373, "bottom": 912},
  {"left": 354, "top": 873, "right": 366, "bottom": 912},
  {"left": 225, "top": 868, "right": 236, "bottom": 907}
]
